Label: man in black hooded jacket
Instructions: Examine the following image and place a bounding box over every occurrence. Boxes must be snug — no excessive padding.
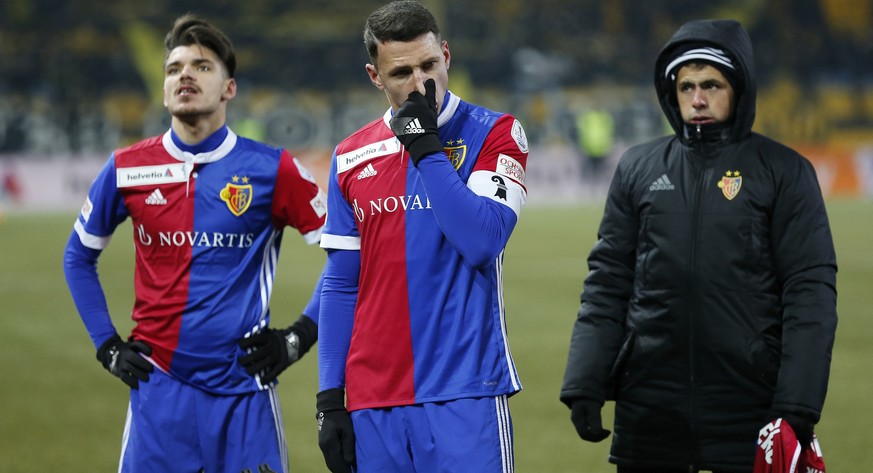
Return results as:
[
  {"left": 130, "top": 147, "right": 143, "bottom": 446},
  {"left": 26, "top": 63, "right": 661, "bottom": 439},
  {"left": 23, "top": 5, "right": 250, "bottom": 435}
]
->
[{"left": 560, "top": 19, "right": 837, "bottom": 473}]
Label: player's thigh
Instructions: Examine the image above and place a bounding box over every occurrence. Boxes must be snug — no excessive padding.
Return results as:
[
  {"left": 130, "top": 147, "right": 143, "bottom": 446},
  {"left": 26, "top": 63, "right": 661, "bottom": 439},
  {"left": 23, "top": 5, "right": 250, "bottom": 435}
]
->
[
  {"left": 199, "top": 386, "right": 288, "bottom": 473},
  {"left": 419, "top": 396, "right": 514, "bottom": 473},
  {"left": 351, "top": 396, "right": 514, "bottom": 473},
  {"left": 121, "top": 369, "right": 201, "bottom": 473},
  {"left": 349, "top": 406, "right": 415, "bottom": 472}
]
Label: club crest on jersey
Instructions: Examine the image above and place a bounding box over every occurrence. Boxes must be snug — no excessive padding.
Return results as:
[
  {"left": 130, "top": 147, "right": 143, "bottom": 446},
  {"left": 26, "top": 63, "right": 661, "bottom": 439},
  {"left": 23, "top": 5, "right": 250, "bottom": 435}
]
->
[
  {"left": 444, "top": 139, "right": 466, "bottom": 170},
  {"left": 220, "top": 175, "right": 252, "bottom": 216},
  {"left": 717, "top": 170, "right": 742, "bottom": 200}
]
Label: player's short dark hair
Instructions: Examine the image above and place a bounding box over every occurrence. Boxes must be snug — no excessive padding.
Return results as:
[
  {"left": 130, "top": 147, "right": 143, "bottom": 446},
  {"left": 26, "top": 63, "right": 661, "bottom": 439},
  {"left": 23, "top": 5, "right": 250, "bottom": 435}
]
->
[
  {"left": 363, "top": 1, "right": 441, "bottom": 63},
  {"left": 164, "top": 14, "right": 236, "bottom": 78}
]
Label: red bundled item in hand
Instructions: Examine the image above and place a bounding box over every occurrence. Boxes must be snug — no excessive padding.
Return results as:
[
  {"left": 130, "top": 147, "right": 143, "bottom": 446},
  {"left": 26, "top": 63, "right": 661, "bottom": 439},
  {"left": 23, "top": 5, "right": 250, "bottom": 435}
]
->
[{"left": 753, "top": 418, "right": 826, "bottom": 473}]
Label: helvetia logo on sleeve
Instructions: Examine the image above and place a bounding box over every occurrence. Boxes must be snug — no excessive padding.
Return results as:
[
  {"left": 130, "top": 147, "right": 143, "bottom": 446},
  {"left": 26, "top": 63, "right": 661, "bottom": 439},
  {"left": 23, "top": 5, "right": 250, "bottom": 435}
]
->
[{"left": 220, "top": 175, "right": 252, "bottom": 217}]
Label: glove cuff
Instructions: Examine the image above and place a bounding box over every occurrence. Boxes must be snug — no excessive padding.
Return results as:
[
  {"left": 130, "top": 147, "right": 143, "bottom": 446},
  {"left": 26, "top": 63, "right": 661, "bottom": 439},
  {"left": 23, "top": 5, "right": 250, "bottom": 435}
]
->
[
  {"left": 317, "top": 388, "right": 346, "bottom": 413},
  {"left": 409, "top": 134, "right": 444, "bottom": 166},
  {"left": 96, "top": 333, "right": 123, "bottom": 368},
  {"left": 290, "top": 314, "right": 318, "bottom": 356}
]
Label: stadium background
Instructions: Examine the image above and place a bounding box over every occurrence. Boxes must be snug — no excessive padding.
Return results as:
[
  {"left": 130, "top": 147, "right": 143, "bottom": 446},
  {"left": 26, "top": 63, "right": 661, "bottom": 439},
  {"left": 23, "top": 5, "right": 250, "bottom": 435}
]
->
[{"left": 0, "top": 0, "right": 871, "bottom": 471}]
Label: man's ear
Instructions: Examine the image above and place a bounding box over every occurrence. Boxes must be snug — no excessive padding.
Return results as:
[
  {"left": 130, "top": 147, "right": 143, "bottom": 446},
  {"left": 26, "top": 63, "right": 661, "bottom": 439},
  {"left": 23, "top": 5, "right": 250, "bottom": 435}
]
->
[
  {"left": 222, "top": 77, "right": 237, "bottom": 102},
  {"left": 366, "top": 64, "right": 384, "bottom": 90}
]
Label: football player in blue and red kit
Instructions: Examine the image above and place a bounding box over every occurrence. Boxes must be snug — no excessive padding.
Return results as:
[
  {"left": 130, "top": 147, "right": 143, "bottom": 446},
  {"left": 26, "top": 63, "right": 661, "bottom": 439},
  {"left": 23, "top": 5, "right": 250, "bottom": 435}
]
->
[
  {"left": 62, "top": 15, "right": 326, "bottom": 473},
  {"left": 315, "top": 2, "right": 529, "bottom": 472}
]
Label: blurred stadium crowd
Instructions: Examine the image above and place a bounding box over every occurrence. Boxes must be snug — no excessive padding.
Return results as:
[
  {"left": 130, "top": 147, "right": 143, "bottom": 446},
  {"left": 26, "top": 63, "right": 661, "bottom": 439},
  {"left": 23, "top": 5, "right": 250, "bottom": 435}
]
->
[
  {"left": 1, "top": 0, "right": 872, "bottom": 208},
  {"left": 1, "top": 0, "right": 872, "bottom": 156}
]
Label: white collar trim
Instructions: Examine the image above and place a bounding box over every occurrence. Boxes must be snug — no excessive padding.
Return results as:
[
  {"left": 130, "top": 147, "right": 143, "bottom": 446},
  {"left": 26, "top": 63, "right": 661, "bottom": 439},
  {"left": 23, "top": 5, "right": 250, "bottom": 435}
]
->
[{"left": 161, "top": 128, "right": 238, "bottom": 164}]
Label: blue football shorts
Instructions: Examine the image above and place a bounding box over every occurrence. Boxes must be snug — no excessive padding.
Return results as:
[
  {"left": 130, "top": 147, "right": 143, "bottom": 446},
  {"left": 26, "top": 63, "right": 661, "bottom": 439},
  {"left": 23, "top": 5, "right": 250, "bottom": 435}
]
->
[
  {"left": 118, "top": 368, "right": 288, "bottom": 473},
  {"left": 350, "top": 395, "right": 514, "bottom": 473}
]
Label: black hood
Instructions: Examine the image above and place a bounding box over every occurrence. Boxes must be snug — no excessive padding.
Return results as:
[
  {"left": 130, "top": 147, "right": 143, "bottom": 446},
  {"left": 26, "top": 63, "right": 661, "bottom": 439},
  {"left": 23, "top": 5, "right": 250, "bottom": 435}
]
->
[{"left": 654, "top": 19, "right": 756, "bottom": 145}]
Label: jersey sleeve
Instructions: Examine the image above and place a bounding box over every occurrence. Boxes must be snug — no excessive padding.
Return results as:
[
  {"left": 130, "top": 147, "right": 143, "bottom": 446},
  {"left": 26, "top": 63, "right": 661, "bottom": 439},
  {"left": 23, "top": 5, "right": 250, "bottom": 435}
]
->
[
  {"left": 301, "top": 269, "right": 324, "bottom": 323},
  {"left": 271, "top": 150, "right": 327, "bottom": 244},
  {"left": 318, "top": 249, "right": 360, "bottom": 391},
  {"left": 415, "top": 115, "right": 529, "bottom": 267},
  {"left": 468, "top": 116, "right": 528, "bottom": 217},
  {"left": 63, "top": 154, "right": 130, "bottom": 349},
  {"left": 319, "top": 148, "right": 361, "bottom": 251}
]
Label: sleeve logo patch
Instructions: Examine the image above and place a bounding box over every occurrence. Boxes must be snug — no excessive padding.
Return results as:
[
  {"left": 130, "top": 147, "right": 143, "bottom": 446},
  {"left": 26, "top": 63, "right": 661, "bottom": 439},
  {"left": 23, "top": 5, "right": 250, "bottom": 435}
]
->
[
  {"left": 311, "top": 189, "right": 328, "bottom": 218},
  {"left": 496, "top": 154, "right": 525, "bottom": 184},
  {"left": 81, "top": 196, "right": 93, "bottom": 222},
  {"left": 511, "top": 119, "right": 529, "bottom": 154}
]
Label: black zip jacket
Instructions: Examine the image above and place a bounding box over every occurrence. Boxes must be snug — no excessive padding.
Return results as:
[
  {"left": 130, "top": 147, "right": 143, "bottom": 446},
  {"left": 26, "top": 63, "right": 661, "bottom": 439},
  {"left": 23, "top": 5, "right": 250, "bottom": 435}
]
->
[{"left": 560, "top": 19, "right": 837, "bottom": 472}]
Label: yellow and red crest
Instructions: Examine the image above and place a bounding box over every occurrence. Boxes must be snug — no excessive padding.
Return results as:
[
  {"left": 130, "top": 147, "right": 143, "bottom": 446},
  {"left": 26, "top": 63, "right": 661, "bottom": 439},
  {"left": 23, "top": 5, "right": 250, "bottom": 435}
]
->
[
  {"left": 717, "top": 170, "right": 742, "bottom": 200},
  {"left": 220, "top": 175, "right": 252, "bottom": 216},
  {"left": 444, "top": 139, "right": 467, "bottom": 170}
]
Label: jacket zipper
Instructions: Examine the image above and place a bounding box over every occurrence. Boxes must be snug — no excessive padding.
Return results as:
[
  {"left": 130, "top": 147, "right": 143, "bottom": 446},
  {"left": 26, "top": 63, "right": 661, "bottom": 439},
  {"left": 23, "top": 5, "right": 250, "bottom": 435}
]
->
[{"left": 688, "top": 130, "right": 708, "bottom": 471}]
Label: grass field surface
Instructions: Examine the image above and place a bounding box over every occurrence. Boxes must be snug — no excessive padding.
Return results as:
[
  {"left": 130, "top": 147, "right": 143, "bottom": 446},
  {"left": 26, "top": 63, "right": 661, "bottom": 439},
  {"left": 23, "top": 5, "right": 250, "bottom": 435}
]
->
[{"left": 0, "top": 200, "right": 870, "bottom": 472}]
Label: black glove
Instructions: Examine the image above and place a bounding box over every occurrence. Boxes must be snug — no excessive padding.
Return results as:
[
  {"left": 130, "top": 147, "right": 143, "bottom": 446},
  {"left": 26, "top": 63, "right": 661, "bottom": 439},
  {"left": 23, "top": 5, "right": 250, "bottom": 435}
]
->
[
  {"left": 389, "top": 78, "right": 442, "bottom": 166},
  {"left": 239, "top": 315, "right": 317, "bottom": 384},
  {"left": 96, "top": 333, "right": 153, "bottom": 389},
  {"left": 570, "top": 398, "right": 611, "bottom": 442},
  {"left": 317, "top": 388, "right": 356, "bottom": 473},
  {"left": 772, "top": 411, "right": 815, "bottom": 450}
]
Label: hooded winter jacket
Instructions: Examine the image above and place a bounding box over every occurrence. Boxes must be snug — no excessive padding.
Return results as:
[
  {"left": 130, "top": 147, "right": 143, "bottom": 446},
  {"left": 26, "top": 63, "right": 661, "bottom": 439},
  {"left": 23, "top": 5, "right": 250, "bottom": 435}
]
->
[{"left": 560, "top": 19, "right": 837, "bottom": 472}]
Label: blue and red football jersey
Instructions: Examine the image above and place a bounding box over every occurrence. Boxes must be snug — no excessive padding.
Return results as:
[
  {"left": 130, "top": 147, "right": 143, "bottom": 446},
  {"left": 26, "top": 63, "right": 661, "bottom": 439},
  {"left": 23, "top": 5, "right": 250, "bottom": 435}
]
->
[
  {"left": 319, "top": 92, "right": 529, "bottom": 410},
  {"left": 65, "top": 126, "right": 326, "bottom": 394}
]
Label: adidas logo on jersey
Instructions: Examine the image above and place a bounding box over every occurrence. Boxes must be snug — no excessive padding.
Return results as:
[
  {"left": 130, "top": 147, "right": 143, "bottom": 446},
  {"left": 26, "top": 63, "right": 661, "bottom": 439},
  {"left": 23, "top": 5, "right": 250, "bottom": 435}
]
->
[
  {"left": 145, "top": 188, "right": 168, "bottom": 205},
  {"left": 649, "top": 174, "right": 675, "bottom": 191},
  {"left": 357, "top": 163, "right": 378, "bottom": 180},
  {"left": 403, "top": 118, "right": 425, "bottom": 134}
]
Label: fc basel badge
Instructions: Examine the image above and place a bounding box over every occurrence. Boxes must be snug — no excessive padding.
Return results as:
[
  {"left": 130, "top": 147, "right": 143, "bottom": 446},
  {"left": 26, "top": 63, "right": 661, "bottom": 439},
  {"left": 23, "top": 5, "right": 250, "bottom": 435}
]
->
[
  {"left": 220, "top": 175, "right": 252, "bottom": 216},
  {"left": 717, "top": 170, "right": 742, "bottom": 200},
  {"left": 444, "top": 139, "right": 467, "bottom": 170}
]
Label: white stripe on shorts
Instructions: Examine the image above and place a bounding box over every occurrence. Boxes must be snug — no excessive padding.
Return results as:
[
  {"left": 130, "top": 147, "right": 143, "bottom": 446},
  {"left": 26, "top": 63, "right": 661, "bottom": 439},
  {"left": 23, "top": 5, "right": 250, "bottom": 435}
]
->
[
  {"left": 268, "top": 386, "right": 289, "bottom": 473},
  {"left": 495, "top": 395, "right": 514, "bottom": 473}
]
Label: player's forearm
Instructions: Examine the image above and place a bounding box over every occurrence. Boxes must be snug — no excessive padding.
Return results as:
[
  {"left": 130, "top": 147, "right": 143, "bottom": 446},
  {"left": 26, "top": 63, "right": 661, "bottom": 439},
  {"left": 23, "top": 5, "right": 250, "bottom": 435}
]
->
[
  {"left": 301, "top": 269, "right": 325, "bottom": 323},
  {"left": 416, "top": 153, "right": 517, "bottom": 267},
  {"left": 317, "top": 249, "right": 359, "bottom": 390},
  {"left": 63, "top": 233, "right": 118, "bottom": 349}
]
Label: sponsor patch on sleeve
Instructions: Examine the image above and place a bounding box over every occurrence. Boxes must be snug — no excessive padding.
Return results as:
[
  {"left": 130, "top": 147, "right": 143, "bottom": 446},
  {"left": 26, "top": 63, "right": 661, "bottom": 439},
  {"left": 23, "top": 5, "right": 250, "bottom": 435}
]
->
[
  {"left": 496, "top": 154, "right": 525, "bottom": 184},
  {"left": 293, "top": 157, "right": 317, "bottom": 184},
  {"left": 511, "top": 119, "right": 529, "bottom": 154},
  {"left": 311, "top": 189, "right": 328, "bottom": 218},
  {"left": 81, "top": 196, "right": 93, "bottom": 222}
]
